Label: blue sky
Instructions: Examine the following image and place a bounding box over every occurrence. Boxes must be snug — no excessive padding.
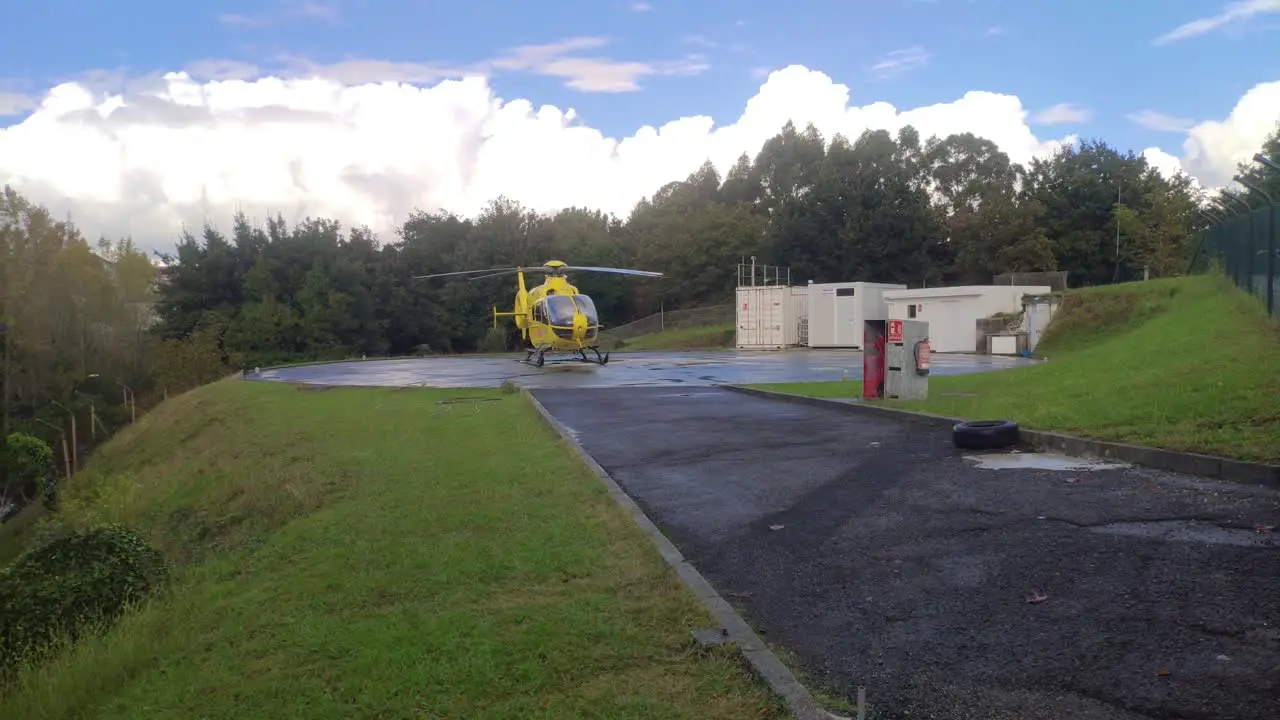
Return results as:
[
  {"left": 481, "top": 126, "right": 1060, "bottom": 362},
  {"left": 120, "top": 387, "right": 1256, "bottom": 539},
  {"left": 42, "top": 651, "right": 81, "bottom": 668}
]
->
[{"left": 2, "top": 0, "right": 1278, "bottom": 154}]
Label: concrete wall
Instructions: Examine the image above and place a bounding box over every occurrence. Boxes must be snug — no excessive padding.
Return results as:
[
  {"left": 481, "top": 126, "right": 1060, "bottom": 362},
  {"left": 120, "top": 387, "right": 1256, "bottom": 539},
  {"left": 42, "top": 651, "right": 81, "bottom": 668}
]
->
[{"left": 884, "top": 285, "right": 1050, "bottom": 353}]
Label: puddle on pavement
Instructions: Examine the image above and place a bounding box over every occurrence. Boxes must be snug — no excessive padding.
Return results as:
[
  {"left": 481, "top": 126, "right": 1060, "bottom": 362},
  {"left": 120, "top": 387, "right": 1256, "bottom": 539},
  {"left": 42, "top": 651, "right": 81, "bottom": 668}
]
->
[
  {"left": 1090, "top": 520, "right": 1280, "bottom": 548},
  {"left": 964, "top": 451, "right": 1131, "bottom": 472}
]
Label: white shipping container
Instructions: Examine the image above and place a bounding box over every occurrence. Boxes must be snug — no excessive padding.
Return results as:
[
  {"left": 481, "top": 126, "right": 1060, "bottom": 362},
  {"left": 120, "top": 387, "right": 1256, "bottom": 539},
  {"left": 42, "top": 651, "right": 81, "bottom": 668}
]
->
[
  {"left": 806, "top": 281, "right": 907, "bottom": 348},
  {"left": 736, "top": 286, "right": 804, "bottom": 349}
]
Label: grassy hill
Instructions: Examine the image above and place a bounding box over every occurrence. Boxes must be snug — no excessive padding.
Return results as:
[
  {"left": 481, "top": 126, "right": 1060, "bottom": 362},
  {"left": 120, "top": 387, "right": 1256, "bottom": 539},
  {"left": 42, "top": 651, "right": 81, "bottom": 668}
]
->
[
  {"left": 0, "top": 381, "right": 787, "bottom": 719},
  {"left": 615, "top": 323, "right": 735, "bottom": 352},
  {"left": 753, "top": 274, "right": 1280, "bottom": 462}
]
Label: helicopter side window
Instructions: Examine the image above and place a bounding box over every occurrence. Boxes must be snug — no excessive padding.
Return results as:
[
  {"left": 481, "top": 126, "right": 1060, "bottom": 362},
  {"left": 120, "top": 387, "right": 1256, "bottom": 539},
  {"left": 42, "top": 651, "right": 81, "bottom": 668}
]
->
[
  {"left": 545, "top": 295, "right": 577, "bottom": 326},
  {"left": 533, "top": 300, "right": 548, "bottom": 324}
]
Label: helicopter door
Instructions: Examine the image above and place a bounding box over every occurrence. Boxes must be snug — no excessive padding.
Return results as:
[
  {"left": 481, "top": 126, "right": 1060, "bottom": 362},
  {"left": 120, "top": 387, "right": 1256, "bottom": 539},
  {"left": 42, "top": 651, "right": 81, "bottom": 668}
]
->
[{"left": 532, "top": 301, "right": 548, "bottom": 324}]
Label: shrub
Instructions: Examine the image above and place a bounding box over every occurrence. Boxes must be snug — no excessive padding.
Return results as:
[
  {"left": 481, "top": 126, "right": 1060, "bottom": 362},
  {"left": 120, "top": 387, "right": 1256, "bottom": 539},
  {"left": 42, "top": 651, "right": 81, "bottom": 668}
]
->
[
  {"left": 0, "top": 524, "right": 171, "bottom": 681},
  {"left": 480, "top": 326, "right": 509, "bottom": 353},
  {"left": 5, "top": 432, "right": 56, "bottom": 509}
]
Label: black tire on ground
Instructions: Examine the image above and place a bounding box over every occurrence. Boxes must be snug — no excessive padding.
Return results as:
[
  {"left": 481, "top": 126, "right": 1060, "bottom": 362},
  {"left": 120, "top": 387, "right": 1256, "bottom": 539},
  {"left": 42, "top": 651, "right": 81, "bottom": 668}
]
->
[{"left": 951, "top": 420, "right": 1020, "bottom": 450}]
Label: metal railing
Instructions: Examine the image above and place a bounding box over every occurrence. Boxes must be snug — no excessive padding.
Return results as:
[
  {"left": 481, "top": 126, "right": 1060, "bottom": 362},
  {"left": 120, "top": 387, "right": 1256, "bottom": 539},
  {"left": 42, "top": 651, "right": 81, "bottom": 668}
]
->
[{"left": 1195, "top": 154, "right": 1279, "bottom": 318}]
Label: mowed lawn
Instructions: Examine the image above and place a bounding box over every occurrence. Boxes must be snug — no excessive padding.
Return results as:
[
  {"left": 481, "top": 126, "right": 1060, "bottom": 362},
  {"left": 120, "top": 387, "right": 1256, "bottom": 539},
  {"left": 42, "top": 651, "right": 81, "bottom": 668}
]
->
[
  {"left": 753, "top": 275, "right": 1280, "bottom": 462},
  {"left": 0, "top": 381, "right": 787, "bottom": 720}
]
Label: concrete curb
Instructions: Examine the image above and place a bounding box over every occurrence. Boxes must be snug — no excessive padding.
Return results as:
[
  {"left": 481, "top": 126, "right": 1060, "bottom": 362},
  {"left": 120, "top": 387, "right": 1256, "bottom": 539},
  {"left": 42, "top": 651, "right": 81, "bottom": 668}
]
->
[
  {"left": 720, "top": 385, "right": 1280, "bottom": 492},
  {"left": 524, "top": 391, "right": 837, "bottom": 720}
]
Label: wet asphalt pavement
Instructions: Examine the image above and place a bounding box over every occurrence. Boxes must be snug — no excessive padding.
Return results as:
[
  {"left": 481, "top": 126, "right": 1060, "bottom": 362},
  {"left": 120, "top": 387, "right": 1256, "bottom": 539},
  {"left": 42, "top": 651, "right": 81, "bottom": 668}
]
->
[
  {"left": 531, "top": 386, "right": 1280, "bottom": 720},
  {"left": 249, "top": 349, "right": 1031, "bottom": 389}
]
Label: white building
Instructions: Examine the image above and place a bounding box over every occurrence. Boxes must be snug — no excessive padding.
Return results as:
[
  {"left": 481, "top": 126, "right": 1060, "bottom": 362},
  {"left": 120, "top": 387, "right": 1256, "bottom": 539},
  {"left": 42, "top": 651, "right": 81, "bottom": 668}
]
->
[
  {"left": 883, "top": 285, "right": 1051, "bottom": 353},
  {"left": 806, "top": 281, "right": 907, "bottom": 348},
  {"left": 735, "top": 285, "right": 808, "bottom": 349}
]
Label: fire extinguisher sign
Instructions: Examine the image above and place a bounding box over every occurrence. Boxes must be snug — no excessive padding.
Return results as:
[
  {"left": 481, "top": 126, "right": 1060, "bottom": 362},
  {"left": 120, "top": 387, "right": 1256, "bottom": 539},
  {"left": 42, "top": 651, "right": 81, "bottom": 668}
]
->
[{"left": 887, "top": 319, "right": 904, "bottom": 344}]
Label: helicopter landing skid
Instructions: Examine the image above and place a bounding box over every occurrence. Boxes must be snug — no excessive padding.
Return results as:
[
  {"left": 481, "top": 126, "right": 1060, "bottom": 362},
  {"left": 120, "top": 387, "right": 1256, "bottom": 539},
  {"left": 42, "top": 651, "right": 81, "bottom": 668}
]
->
[{"left": 519, "top": 348, "right": 610, "bottom": 368}]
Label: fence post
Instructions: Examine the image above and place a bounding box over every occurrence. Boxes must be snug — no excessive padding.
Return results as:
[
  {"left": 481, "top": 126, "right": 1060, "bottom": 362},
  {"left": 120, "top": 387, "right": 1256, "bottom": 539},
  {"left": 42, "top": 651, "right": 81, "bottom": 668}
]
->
[{"left": 1269, "top": 205, "right": 1277, "bottom": 316}]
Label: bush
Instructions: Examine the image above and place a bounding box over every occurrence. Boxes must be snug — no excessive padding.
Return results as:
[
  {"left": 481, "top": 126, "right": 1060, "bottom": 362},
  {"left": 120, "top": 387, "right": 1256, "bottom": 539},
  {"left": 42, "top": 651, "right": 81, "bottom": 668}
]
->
[
  {"left": 0, "top": 524, "right": 171, "bottom": 681},
  {"left": 5, "top": 432, "right": 56, "bottom": 509},
  {"left": 480, "top": 326, "right": 509, "bottom": 353}
]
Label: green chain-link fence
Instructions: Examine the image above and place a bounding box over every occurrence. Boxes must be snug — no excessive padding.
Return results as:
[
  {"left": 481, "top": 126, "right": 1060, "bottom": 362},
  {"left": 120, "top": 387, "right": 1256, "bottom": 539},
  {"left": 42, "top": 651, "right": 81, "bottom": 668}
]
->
[{"left": 1196, "top": 203, "right": 1279, "bottom": 318}]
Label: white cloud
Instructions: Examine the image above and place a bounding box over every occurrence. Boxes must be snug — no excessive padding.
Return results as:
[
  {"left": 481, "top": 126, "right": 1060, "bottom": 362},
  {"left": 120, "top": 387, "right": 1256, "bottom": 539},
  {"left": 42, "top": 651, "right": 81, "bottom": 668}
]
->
[
  {"left": 869, "top": 47, "right": 931, "bottom": 80},
  {"left": 1031, "top": 103, "right": 1091, "bottom": 125},
  {"left": 630, "top": 1, "right": 654, "bottom": 11},
  {"left": 1141, "top": 147, "right": 1193, "bottom": 185},
  {"left": 1168, "top": 80, "right": 1280, "bottom": 188},
  {"left": 217, "top": 0, "right": 341, "bottom": 28},
  {"left": 218, "top": 37, "right": 708, "bottom": 93},
  {"left": 1127, "top": 109, "right": 1195, "bottom": 132},
  {"left": 2, "top": 63, "right": 1273, "bottom": 254},
  {"left": 1152, "top": 0, "right": 1280, "bottom": 45},
  {"left": 0, "top": 91, "right": 37, "bottom": 116},
  {"left": 486, "top": 37, "right": 707, "bottom": 93}
]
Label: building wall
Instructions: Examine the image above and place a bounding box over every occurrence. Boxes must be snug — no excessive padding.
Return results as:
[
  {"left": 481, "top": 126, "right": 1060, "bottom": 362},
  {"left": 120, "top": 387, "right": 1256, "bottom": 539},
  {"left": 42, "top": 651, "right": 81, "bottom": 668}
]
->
[{"left": 884, "top": 285, "right": 1050, "bottom": 353}]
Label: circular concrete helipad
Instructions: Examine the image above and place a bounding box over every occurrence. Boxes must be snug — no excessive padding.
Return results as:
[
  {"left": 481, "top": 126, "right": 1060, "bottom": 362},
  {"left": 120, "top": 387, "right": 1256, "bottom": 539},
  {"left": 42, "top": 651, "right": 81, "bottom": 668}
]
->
[{"left": 247, "top": 350, "right": 1034, "bottom": 389}]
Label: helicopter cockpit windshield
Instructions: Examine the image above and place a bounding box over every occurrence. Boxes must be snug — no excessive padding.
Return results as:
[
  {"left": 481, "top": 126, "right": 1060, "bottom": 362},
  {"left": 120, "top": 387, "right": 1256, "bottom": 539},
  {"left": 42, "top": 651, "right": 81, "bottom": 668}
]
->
[
  {"left": 544, "top": 295, "right": 578, "bottom": 326},
  {"left": 541, "top": 294, "right": 600, "bottom": 327}
]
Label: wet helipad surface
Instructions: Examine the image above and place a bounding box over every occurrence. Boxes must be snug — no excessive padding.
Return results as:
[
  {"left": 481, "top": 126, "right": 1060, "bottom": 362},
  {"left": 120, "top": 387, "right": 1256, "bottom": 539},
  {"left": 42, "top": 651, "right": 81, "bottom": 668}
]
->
[
  {"left": 248, "top": 349, "right": 1034, "bottom": 388},
  {"left": 534, "top": 386, "right": 1280, "bottom": 720}
]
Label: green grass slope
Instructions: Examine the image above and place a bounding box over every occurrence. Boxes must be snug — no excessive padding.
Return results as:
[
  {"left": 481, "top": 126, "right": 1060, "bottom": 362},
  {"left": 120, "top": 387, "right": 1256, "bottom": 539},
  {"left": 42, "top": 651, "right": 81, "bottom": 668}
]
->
[
  {"left": 755, "top": 274, "right": 1280, "bottom": 462},
  {"left": 0, "top": 381, "right": 787, "bottom": 719},
  {"left": 617, "top": 323, "right": 735, "bottom": 351}
]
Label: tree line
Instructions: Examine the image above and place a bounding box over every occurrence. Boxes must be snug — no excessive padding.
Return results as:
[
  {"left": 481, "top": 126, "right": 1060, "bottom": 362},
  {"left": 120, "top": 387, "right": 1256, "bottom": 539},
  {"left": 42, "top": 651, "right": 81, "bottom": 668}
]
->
[
  {"left": 153, "top": 123, "right": 1213, "bottom": 368},
  {"left": 4, "top": 118, "right": 1278, "bottom": 505}
]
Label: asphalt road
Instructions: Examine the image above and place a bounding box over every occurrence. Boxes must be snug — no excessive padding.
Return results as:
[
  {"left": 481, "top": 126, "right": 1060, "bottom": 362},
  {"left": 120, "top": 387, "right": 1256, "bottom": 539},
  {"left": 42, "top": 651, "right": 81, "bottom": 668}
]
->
[
  {"left": 532, "top": 386, "right": 1280, "bottom": 720},
  {"left": 248, "top": 349, "right": 1031, "bottom": 389}
]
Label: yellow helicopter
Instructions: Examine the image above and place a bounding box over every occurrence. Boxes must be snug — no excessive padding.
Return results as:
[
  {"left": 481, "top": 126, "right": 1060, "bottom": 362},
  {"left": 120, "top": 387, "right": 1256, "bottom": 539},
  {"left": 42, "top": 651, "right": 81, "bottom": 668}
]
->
[{"left": 414, "top": 260, "right": 663, "bottom": 367}]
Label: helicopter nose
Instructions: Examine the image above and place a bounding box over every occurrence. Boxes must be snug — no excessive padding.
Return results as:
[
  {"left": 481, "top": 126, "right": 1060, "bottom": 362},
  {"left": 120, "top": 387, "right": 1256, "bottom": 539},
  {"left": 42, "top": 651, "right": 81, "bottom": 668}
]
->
[{"left": 572, "top": 310, "right": 588, "bottom": 338}]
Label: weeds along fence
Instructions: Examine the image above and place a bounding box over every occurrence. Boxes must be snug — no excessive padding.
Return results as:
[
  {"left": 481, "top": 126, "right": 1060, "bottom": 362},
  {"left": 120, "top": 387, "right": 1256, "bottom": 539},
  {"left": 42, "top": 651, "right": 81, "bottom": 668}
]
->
[
  {"left": 1197, "top": 202, "right": 1279, "bottom": 318},
  {"left": 599, "top": 305, "right": 734, "bottom": 344}
]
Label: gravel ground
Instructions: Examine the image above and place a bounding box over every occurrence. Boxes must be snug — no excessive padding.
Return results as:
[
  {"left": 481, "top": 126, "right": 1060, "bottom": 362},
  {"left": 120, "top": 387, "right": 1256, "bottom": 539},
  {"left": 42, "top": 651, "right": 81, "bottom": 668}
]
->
[{"left": 532, "top": 386, "right": 1280, "bottom": 720}]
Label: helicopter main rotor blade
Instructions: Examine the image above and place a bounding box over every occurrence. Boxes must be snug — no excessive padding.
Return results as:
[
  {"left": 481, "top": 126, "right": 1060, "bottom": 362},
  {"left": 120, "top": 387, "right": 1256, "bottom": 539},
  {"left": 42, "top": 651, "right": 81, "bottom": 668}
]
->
[
  {"left": 415, "top": 264, "right": 664, "bottom": 280},
  {"left": 465, "top": 269, "right": 526, "bottom": 281},
  {"left": 558, "top": 265, "right": 664, "bottom": 278},
  {"left": 412, "top": 267, "right": 520, "bottom": 280}
]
